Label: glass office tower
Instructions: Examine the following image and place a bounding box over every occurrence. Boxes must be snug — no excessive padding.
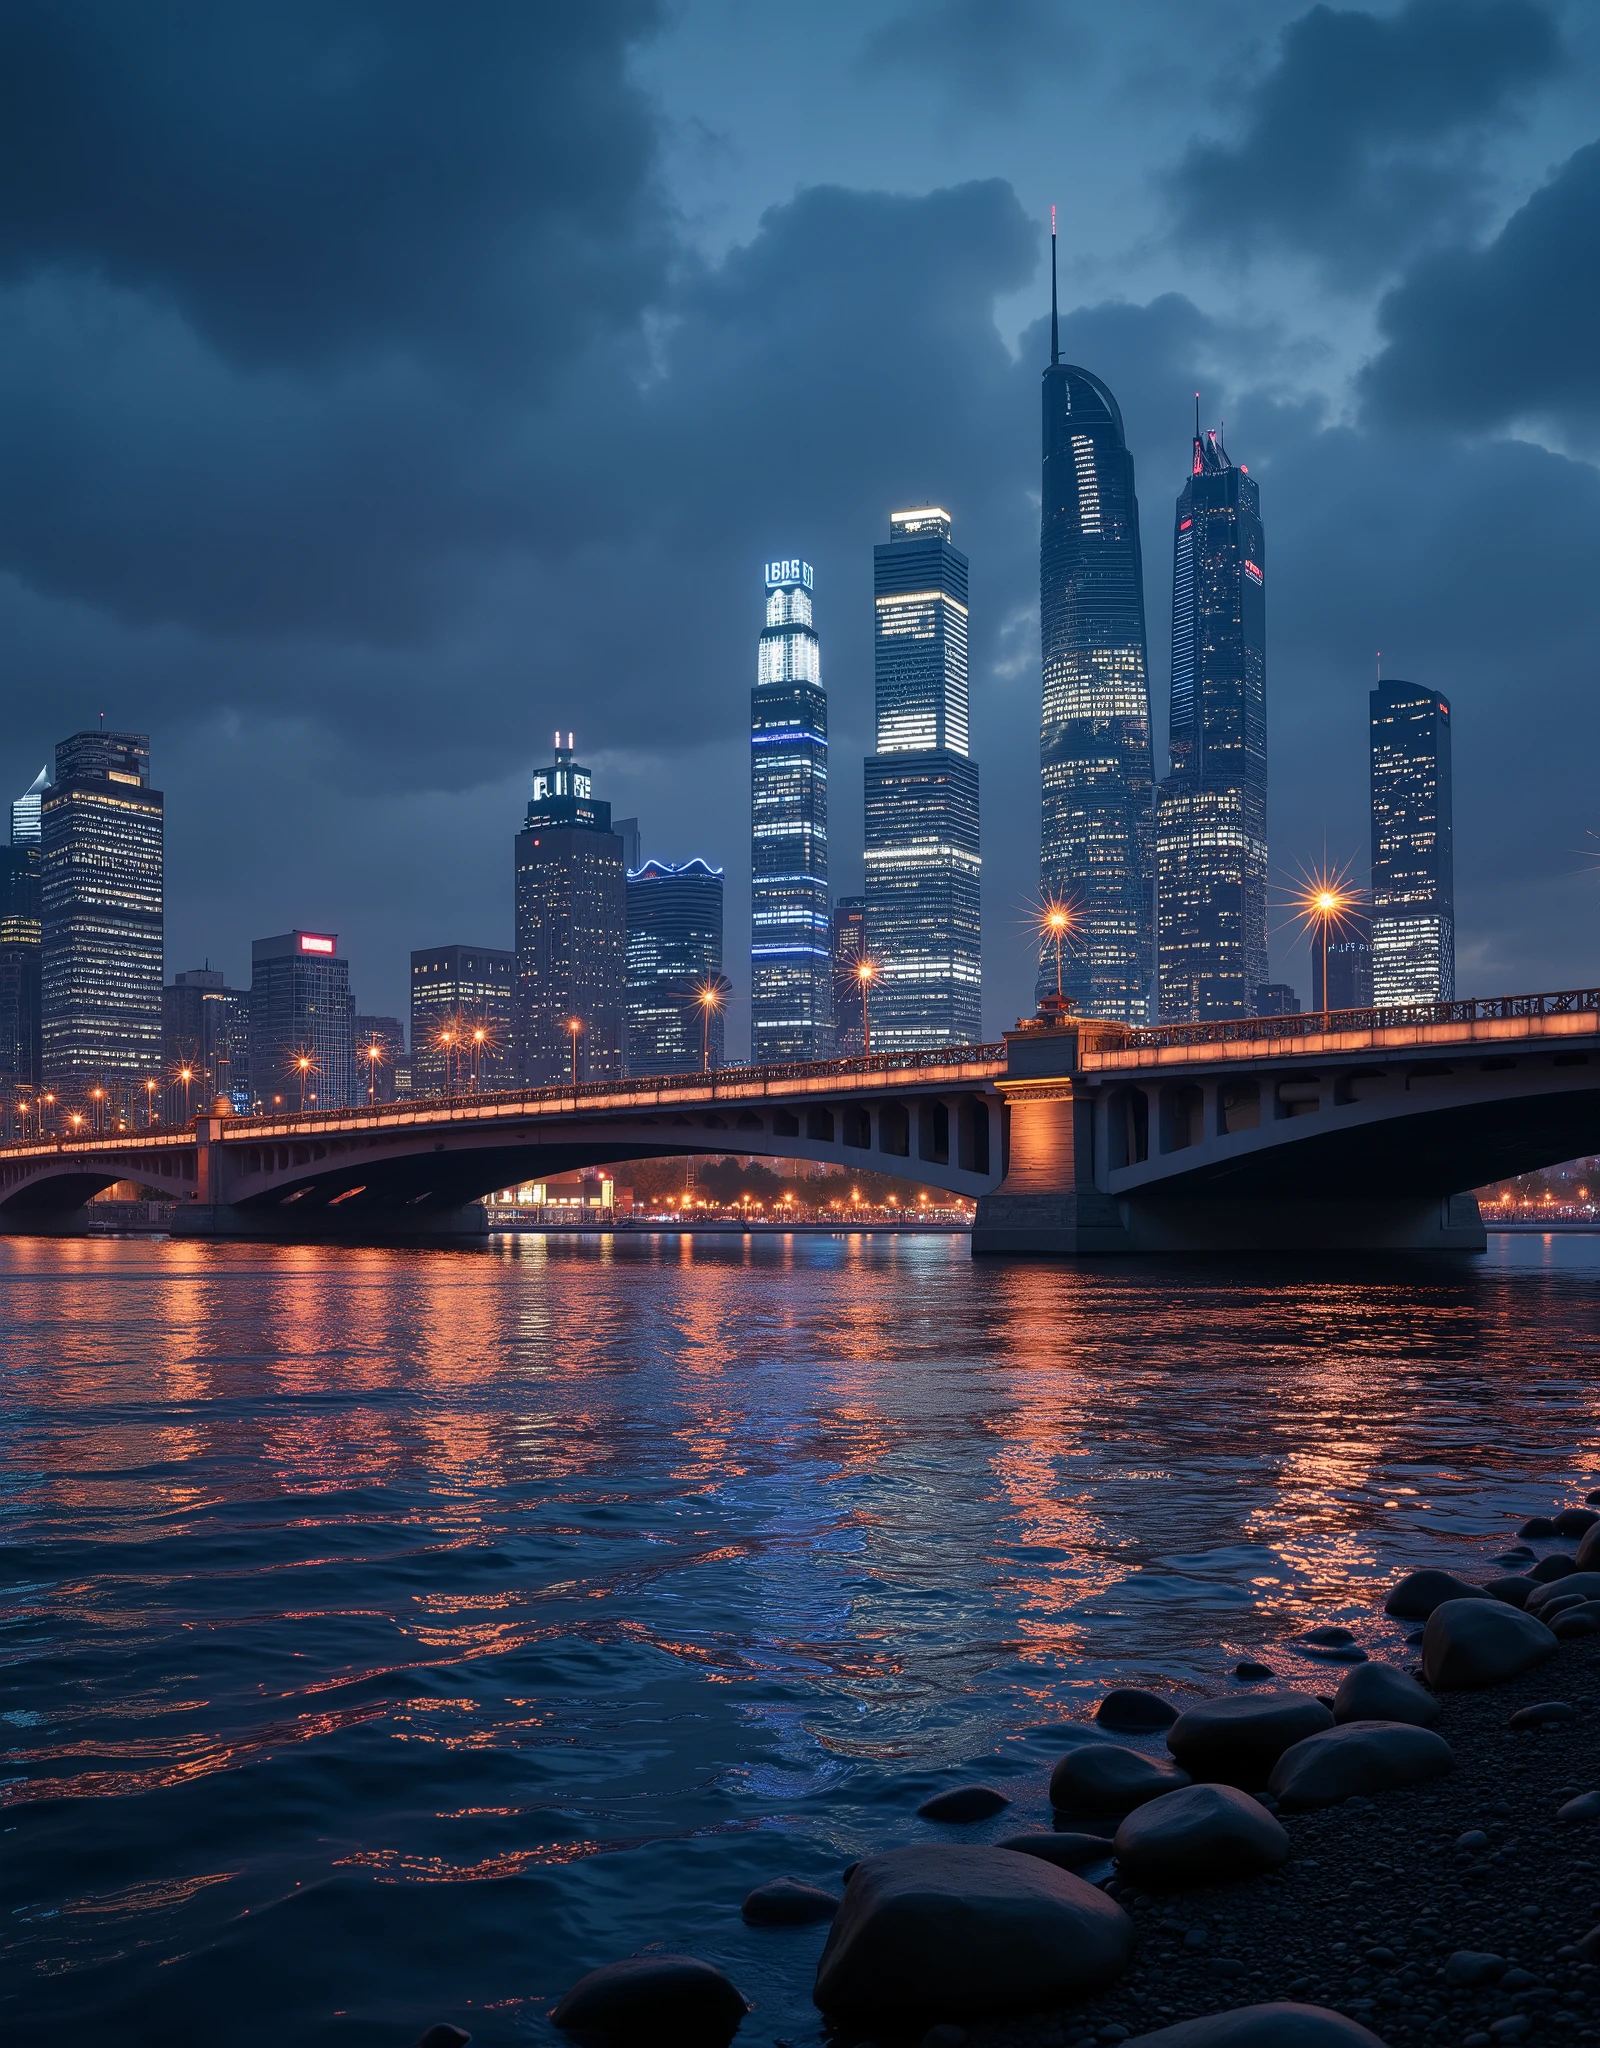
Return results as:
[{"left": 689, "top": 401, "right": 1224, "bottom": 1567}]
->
[
  {"left": 625, "top": 857, "right": 725, "bottom": 1075},
  {"left": 249, "top": 932, "right": 356, "bottom": 1111},
  {"left": 1155, "top": 420, "right": 1268, "bottom": 1020},
  {"left": 41, "top": 730, "right": 164, "bottom": 1113},
  {"left": 1038, "top": 230, "right": 1155, "bottom": 1019},
  {"left": 750, "top": 559, "right": 831, "bottom": 1061},
  {"left": 1370, "top": 682, "right": 1454, "bottom": 1003},
  {"left": 864, "top": 508, "right": 981, "bottom": 1051},
  {"left": 514, "top": 735, "right": 626, "bottom": 1084},
  {"left": 410, "top": 943, "right": 516, "bottom": 1094}
]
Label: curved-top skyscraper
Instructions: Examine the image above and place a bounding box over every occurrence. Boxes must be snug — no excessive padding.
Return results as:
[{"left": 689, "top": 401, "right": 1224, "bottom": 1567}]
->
[{"left": 1038, "top": 223, "right": 1155, "bottom": 1020}]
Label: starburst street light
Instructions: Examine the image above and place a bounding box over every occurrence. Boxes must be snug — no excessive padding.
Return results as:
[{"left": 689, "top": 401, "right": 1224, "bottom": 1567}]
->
[
  {"left": 565, "top": 1016, "right": 583, "bottom": 1087},
  {"left": 359, "top": 1036, "right": 388, "bottom": 1106},
  {"left": 1035, "top": 894, "right": 1080, "bottom": 1003},
  {"left": 854, "top": 954, "right": 881, "bottom": 1055},
  {"left": 287, "top": 1048, "right": 320, "bottom": 1114},
  {"left": 693, "top": 975, "right": 731, "bottom": 1073},
  {"left": 1288, "top": 863, "right": 1364, "bottom": 1019}
]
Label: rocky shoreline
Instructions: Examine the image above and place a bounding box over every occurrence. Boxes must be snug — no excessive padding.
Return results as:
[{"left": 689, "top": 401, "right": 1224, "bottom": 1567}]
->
[{"left": 984, "top": 1638, "right": 1600, "bottom": 2048}]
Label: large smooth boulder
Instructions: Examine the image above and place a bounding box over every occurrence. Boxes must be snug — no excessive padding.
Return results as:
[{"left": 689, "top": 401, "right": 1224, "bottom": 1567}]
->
[
  {"left": 1530, "top": 1553, "right": 1579, "bottom": 1582},
  {"left": 1554, "top": 1603, "right": 1600, "bottom": 1639},
  {"left": 1049, "top": 1744, "right": 1189, "bottom": 1811},
  {"left": 1484, "top": 1575, "right": 1536, "bottom": 1607},
  {"left": 1382, "top": 1569, "right": 1485, "bottom": 1619},
  {"left": 812, "top": 1844, "right": 1132, "bottom": 2020},
  {"left": 1555, "top": 1508, "right": 1599, "bottom": 1537},
  {"left": 1267, "top": 1720, "right": 1454, "bottom": 1809},
  {"left": 742, "top": 1878, "right": 841, "bottom": 1926},
  {"left": 1113, "top": 1783, "right": 1290, "bottom": 1887},
  {"left": 1096, "top": 1687, "right": 1179, "bottom": 1732},
  {"left": 1579, "top": 1522, "right": 1600, "bottom": 1569},
  {"left": 1422, "top": 1597, "right": 1557, "bottom": 1690},
  {"left": 1527, "top": 1572, "right": 1600, "bottom": 1614},
  {"left": 1331, "top": 1662, "right": 1439, "bottom": 1726},
  {"left": 996, "top": 1831, "right": 1114, "bottom": 1870},
  {"left": 552, "top": 1956, "right": 749, "bottom": 2045},
  {"left": 1122, "top": 2005, "right": 1390, "bottom": 2047},
  {"left": 1166, "top": 1694, "right": 1334, "bottom": 1788}
]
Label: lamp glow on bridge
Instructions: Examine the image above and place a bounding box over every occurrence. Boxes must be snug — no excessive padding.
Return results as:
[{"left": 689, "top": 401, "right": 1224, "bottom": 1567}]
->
[
  {"left": 693, "top": 976, "right": 730, "bottom": 1073},
  {"left": 566, "top": 1016, "right": 583, "bottom": 1086},
  {"left": 1034, "top": 895, "right": 1081, "bottom": 1004},
  {"left": 288, "top": 1048, "right": 320, "bottom": 1114},
  {"left": 359, "top": 1037, "right": 388, "bottom": 1105},
  {"left": 854, "top": 955, "right": 881, "bottom": 1054},
  {"left": 1289, "top": 863, "right": 1364, "bottom": 1019}
]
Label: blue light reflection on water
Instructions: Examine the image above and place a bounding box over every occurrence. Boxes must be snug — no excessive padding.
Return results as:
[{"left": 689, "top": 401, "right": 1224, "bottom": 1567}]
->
[{"left": 2, "top": 1230, "right": 1600, "bottom": 2044}]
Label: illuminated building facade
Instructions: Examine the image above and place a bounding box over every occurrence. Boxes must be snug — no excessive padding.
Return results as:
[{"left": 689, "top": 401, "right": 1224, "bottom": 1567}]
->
[
  {"left": 11, "top": 764, "right": 47, "bottom": 846},
  {"left": 1038, "top": 230, "right": 1154, "bottom": 1019},
  {"left": 625, "top": 857, "right": 725, "bottom": 1076},
  {"left": 249, "top": 931, "right": 355, "bottom": 1111},
  {"left": 410, "top": 944, "right": 515, "bottom": 1094},
  {"left": 1312, "top": 906, "right": 1374, "bottom": 1012},
  {"left": 864, "top": 507, "right": 981, "bottom": 1051},
  {"left": 1370, "top": 681, "right": 1454, "bottom": 1003},
  {"left": 751, "top": 559, "right": 831, "bottom": 1060},
  {"left": 354, "top": 1015, "right": 406, "bottom": 1103},
  {"left": 514, "top": 734, "right": 625, "bottom": 1083},
  {"left": 0, "top": 841, "right": 41, "bottom": 1090},
  {"left": 1155, "top": 420, "right": 1268, "bottom": 1020},
  {"left": 163, "top": 966, "right": 250, "bottom": 1112},
  {"left": 40, "top": 730, "right": 164, "bottom": 1110},
  {"left": 831, "top": 896, "right": 866, "bottom": 1054}
]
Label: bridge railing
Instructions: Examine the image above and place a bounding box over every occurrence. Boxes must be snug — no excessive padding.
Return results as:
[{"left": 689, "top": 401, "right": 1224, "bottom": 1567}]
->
[
  {"left": 218, "top": 1039, "right": 1011, "bottom": 1139},
  {"left": 1113, "top": 987, "right": 1600, "bottom": 1053}
]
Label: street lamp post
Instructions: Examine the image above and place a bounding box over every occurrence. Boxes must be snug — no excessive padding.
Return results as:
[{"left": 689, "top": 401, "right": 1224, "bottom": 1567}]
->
[
  {"left": 566, "top": 1016, "right": 583, "bottom": 1086},
  {"left": 145, "top": 1078, "right": 157, "bottom": 1127},
  {"left": 855, "top": 956, "right": 879, "bottom": 1054},
  {"left": 1292, "top": 867, "right": 1359, "bottom": 1021},
  {"left": 693, "top": 976, "right": 729, "bottom": 1074},
  {"left": 360, "top": 1038, "right": 387, "bottom": 1106}
]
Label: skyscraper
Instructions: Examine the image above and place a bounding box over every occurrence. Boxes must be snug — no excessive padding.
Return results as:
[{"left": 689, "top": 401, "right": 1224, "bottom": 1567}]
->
[
  {"left": 1370, "top": 681, "right": 1454, "bottom": 1003},
  {"left": 249, "top": 931, "right": 356, "bottom": 1111},
  {"left": 11, "top": 765, "right": 47, "bottom": 846},
  {"left": 0, "top": 839, "right": 41, "bottom": 1092},
  {"left": 514, "top": 734, "right": 625, "bottom": 1084},
  {"left": 625, "top": 857, "right": 725, "bottom": 1075},
  {"left": 410, "top": 944, "right": 515, "bottom": 1094},
  {"left": 163, "top": 965, "right": 250, "bottom": 1112},
  {"left": 1038, "top": 225, "right": 1155, "bottom": 1020},
  {"left": 864, "top": 508, "right": 981, "bottom": 1051},
  {"left": 751, "top": 558, "right": 831, "bottom": 1061},
  {"left": 41, "top": 730, "right": 163, "bottom": 1111},
  {"left": 830, "top": 896, "right": 866, "bottom": 1054},
  {"left": 1154, "top": 416, "right": 1268, "bottom": 1020}
]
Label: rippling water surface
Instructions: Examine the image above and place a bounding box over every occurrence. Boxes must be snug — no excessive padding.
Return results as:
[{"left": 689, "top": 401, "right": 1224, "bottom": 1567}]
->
[{"left": 4, "top": 1230, "right": 1600, "bottom": 2043}]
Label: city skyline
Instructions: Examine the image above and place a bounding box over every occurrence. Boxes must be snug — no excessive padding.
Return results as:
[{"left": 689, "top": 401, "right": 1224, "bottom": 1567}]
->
[{"left": 4, "top": 8, "right": 1598, "bottom": 1045}]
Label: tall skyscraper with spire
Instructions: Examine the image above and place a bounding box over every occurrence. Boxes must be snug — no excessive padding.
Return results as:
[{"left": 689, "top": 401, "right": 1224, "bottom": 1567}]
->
[
  {"left": 863, "top": 506, "right": 981, "bottom": 1051},
  {"left": 1155, "top": 413, "right": 1268, "bottom": 1020},
  {"left": 1038, "top": 214, "right": 1155, "bottom": 1020},
  {"left": 750, "top": 557, "right": 831, "bottom": 1061}
]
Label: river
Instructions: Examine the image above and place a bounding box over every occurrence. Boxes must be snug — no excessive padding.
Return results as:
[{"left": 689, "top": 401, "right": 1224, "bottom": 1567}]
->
[{"left": 3, "top": 1231, "right": 1599, "bottom": 2044}]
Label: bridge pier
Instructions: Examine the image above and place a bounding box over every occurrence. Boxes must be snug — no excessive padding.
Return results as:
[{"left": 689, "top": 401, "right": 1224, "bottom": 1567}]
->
[{"left": 970, "top": 1016, "right": 1491, "bottom": 1258}]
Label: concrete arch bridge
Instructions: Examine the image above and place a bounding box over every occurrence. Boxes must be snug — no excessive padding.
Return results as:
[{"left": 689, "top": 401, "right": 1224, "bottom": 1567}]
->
[{"left": 1, "top": 988, "right": 1597, "bottom": 1253}]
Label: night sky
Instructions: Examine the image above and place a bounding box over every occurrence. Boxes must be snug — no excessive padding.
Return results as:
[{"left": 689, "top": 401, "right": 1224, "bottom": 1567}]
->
[{"left": 3, "top": 0, "right": 1597, "bottom": 1051}]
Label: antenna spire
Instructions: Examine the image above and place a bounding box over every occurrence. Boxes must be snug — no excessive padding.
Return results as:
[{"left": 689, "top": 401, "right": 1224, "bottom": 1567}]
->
[{"left": 1049, "top": 205, "right": 1059, "bottom": 366}]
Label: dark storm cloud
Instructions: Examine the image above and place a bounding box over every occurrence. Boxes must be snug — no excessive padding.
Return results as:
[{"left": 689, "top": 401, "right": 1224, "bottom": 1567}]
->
[
  {"left": 1166, "top": 0, "right": 1560, "bottom": 280},
  {"left": 860, "top": 0, "right": 1091, "bottom": 114},
  {"left": 1362, "top": 139, "right": 1600, "bottom": 437},
  {"left": 0, "top": 0, "right": 668, "bottom": 376}
]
